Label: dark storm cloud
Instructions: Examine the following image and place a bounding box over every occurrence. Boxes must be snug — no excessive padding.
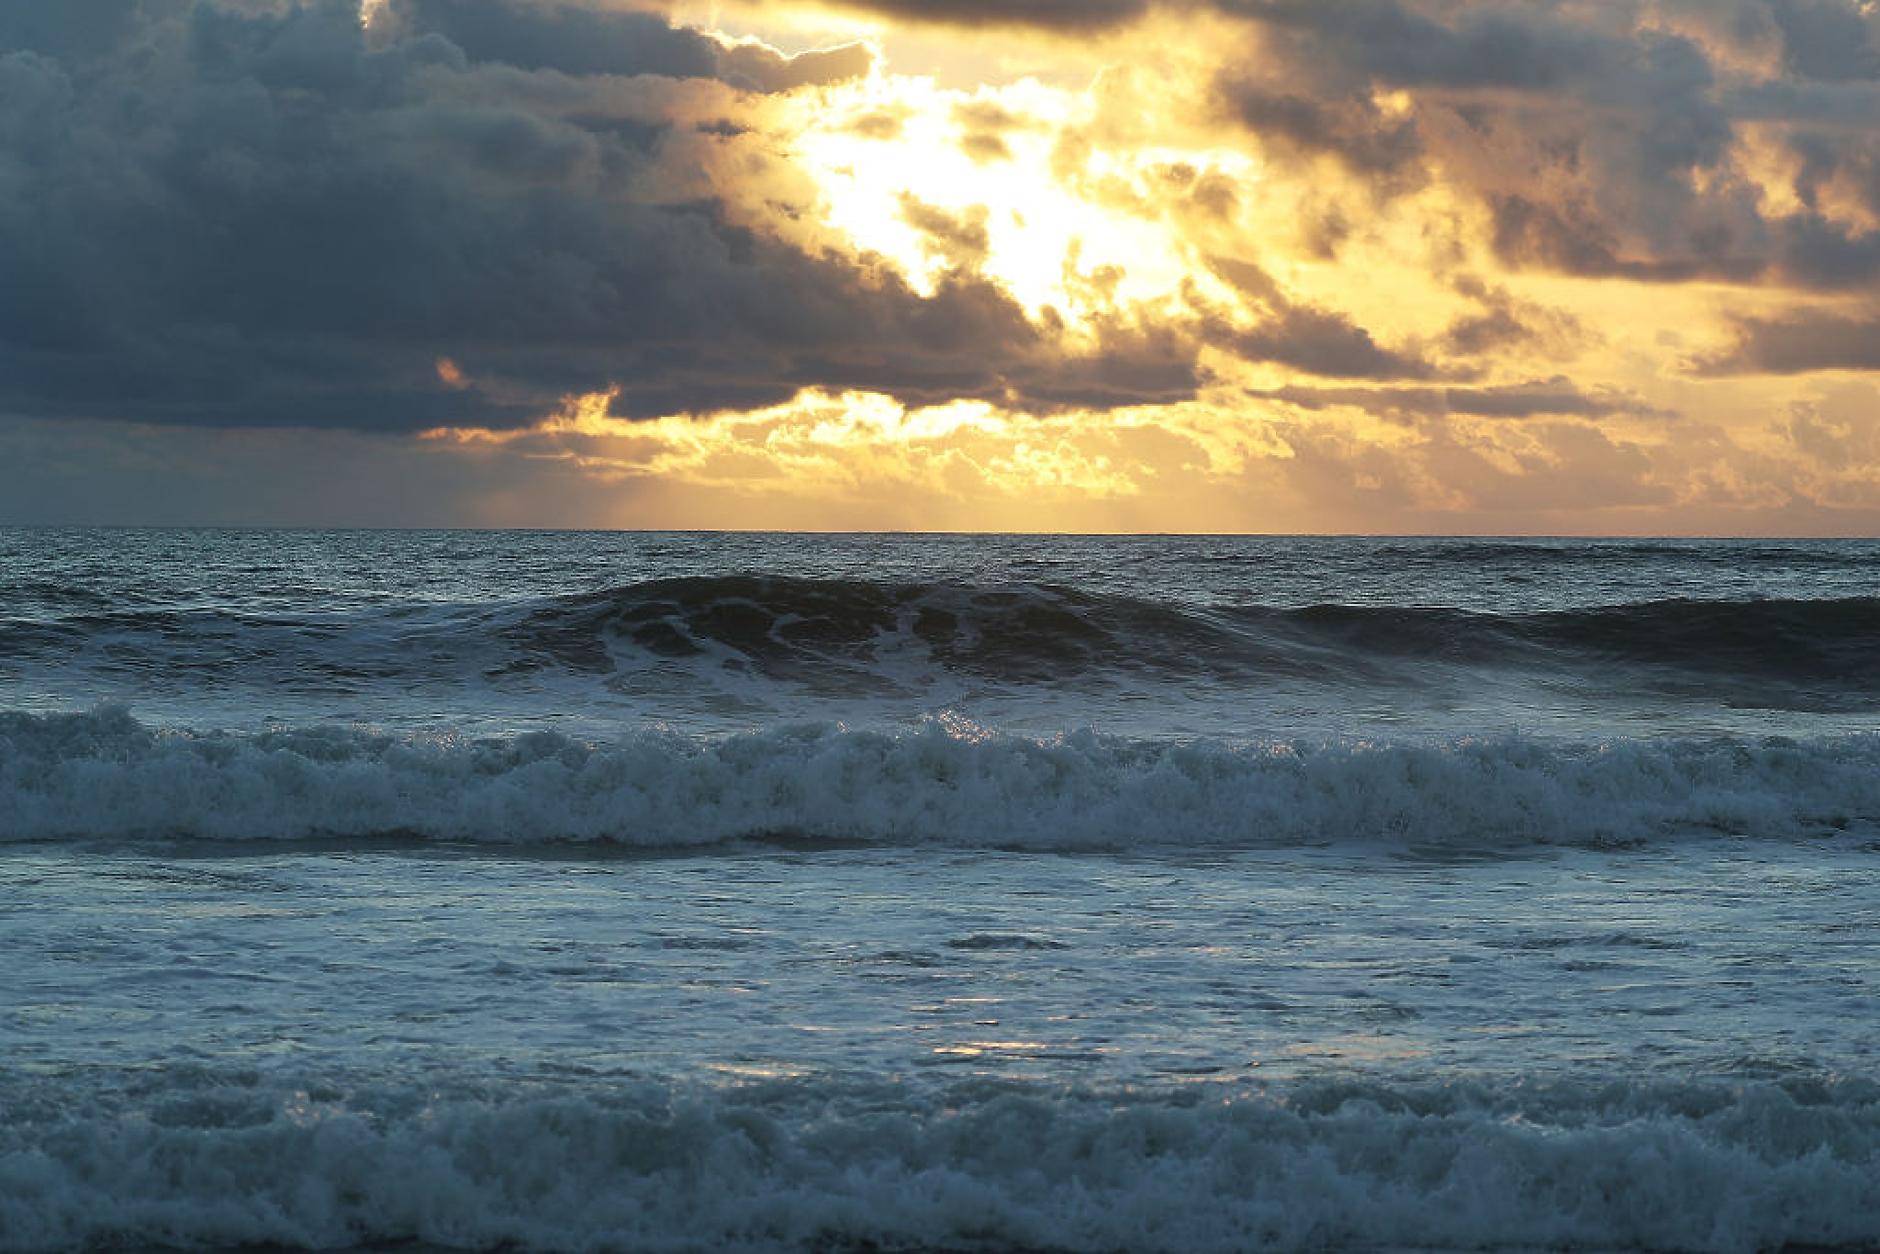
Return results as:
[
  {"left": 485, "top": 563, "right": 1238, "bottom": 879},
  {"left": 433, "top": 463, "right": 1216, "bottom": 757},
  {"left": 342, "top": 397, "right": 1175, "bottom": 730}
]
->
[
  {"left": 1229, "top": 0, "right": 1630, "bottom": 93},
  {"left": 1485, "top": 195, "right": 1765, "bottom": 284},
  {"left": 0, "top": 0, "right": 1173, "bottom": 434},
  {"left": 0, "top": 0, "right": 148, "bottom": 60},
  {"left": 792, "top": 0, "right": 1155, "bottom": 31},
  {"left": 384, "top": 0, "right": 875, "bottom": 89},
  {"left": 716, "top": 40, "right": 874, "bottom": 92},
  {"left": 1215, "top": 1, "right": 1758, "bottom": 276},
  {"left": 1245, "top": 381, "right": 1666, "bottom": 421},
  {"left": 1217, "top": 86, "right": 1423, "bottom": 181},
  {"left": 1205, "top": 259, "right": 1439, "bottom": 381},
  {"left": 1438, "top": 276, "right": 1583, "bottom": 360},
  {"left": 1225, "top": 307, "right": 1436, "bottom": 381},
  {"left": 1207, "top": 0, "right": 1880, "bottom": 298},
  {"left": 1776, "top": 212, "right": 1880, "bottom": 289},
  {"left": 1697, "top": 311, "right": 1880, "bottom": 374},
  {"left": 1771, "top": 0, "right": 1880, "bottom": 82},
  {"left": 386, "top": 0, "right": 720, "bottom": 77}
]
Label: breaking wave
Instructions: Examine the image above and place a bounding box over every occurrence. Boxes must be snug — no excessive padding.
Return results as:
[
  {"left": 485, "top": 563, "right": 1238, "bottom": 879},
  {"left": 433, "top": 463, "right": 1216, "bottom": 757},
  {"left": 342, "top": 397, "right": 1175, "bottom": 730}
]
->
[
  {"left": 508, "top": 578, "right": 1880, "bottom": 695},
  {"left": 4, "top": 707, "right": 1876, "bottom": 849},
  {"left": 5, "top": 1070, "right": 1878, "bottom": 1252},
  {"left": 9, "top": 575, "right": 1880, "bottom": 704}
]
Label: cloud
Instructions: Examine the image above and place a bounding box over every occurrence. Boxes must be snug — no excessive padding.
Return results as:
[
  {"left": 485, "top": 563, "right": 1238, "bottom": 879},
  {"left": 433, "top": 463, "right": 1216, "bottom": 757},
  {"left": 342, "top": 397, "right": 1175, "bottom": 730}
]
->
[
  {"left": 0, "top": 0, "right": 1204, "bottom": 436},
  {"left": 1437, "top": 276, "right": 1585, "bottom": 360},
  {"left": 1204, "top": 259, "right": 1440, "bottom": 380},
  {"left": 1771, "top": 0, "right": 1880, "bottom": 82},
  {"left": 714, "top": 38, "right": 875, "bottom": 92},
  {"left": 0, "top": 2, "right": 153, "bottom": 60},
  {"left": 1244, "top": 381, "right": 1667, "bottom": 422},
  {"left": 1776, "top": 212, "right": 1880, "bottom": 289},
  {"left": 8, "top": 0, "right": 1880, "bottom": 535},
  {"left": 1197, "top": 0, "right": 1880, "bottom": 294},
  {"left": 767, "top": 0, "right": 1157, "bottom": 32},
  {"left": 376, "top": 1, "right": 879, "bottom": 88},
  {"left": 381, "top": 0, "right": 721, "bottom": 77},
  {"left": 1216, "top": 84, "right": 1423, "bottom": 183},
  {"left": 1697, "top": 310, "right": 1880, "bottom": 374},
  {"left": 897, "top": 195, "right": 992, "bottom": 269},
  {"left": 1785, "top": 380, "right": 1880, "bottom": 465}
]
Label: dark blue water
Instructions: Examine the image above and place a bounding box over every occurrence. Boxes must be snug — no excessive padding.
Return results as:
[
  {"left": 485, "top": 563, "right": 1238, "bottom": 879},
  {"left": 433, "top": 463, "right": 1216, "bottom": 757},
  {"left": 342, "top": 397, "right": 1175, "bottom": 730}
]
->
[
  {"left": 3, "top": 531, "right": 1878, "bottom": 1251},
  {"left": 4, "top": 530, "right": 1877, "bottom": 741}
]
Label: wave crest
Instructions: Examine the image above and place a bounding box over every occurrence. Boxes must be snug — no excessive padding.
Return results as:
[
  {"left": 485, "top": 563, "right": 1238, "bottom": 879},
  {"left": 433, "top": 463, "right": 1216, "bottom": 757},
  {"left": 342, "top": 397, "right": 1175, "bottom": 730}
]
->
[
  {"left": 503, "top": 576, "right": 1244, "bottom": 682},
  {"left": 498, "top": 577, "right": 1880, "bottom": 702},
  {"left": 6, "top": 1071, "right": 1878, "bottom": 1252},
  {"left": 4, "top": 708, "right": 1876, "bottom": 849},
  {"left": 10, "top": 577, "right": 1879, "bottom": 716}
]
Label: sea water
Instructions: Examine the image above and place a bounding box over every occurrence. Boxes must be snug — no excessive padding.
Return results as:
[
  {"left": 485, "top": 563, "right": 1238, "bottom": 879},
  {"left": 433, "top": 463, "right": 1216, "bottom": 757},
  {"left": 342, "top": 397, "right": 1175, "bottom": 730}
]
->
[{"left": 2, "top": 530, "right": 1877, "bottom": 1251}]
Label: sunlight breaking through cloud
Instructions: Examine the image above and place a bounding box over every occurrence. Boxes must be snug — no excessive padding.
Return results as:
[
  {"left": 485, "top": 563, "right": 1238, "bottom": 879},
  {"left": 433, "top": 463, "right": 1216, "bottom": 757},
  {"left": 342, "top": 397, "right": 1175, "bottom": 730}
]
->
[{"left": 3, "top": 0, "right": 1880, "bottom": 531}]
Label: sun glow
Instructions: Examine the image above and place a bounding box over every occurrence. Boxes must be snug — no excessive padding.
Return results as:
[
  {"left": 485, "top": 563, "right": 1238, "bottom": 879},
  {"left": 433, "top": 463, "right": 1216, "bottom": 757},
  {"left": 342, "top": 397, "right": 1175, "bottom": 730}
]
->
[
  {"left": 397, "top": 5, "right": 1880, "bottom": 536},
  {"left": 418, "top": 385, "right": 1245, "bottom": 506},
  {"left": 416, "top": 380, "right": 1345, "bottom": 531},
  {"left": 785, "top": 70, "right": 1256, "bottom": 329}
]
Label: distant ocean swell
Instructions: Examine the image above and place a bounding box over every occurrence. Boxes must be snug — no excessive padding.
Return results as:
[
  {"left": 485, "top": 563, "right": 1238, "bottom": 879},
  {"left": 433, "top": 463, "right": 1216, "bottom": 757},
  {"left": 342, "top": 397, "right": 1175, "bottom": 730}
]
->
[
  {"left": 5, "top": 707, "right": 1877, "bottom": 849},
  {"left": 505, "top": 579, "right": 1880, "bottom": 691},
  {"left": 10, "top": 579, "right": 1880, "bottom": 696},
  {"left": 5, "top": 1073, "right": 1877, "bottom": 1252}
]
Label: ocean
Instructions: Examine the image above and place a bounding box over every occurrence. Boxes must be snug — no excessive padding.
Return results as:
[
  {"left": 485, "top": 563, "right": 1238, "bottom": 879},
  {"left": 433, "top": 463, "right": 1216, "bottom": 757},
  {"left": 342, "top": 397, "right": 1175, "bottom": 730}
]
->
[{"left": 2, "top": 529, "right": 1877, "bottom": 1252}]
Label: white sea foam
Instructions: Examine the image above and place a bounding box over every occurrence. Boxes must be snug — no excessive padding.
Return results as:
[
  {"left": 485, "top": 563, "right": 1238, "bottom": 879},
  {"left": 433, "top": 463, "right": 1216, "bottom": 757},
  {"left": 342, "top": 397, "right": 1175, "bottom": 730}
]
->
[
  {"left": 3, "top": 1073, "right": 1877, "bottom": 1252},
  {"left": 2, "top": 707, "right": 1876, "bottom": 849}
]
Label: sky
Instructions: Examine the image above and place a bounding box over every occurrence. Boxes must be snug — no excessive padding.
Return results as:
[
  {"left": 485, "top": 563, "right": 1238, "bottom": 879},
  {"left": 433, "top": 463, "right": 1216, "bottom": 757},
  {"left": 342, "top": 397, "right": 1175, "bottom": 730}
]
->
[{"left": 2, "top": 0, "right": 1879, "bottom": 533}]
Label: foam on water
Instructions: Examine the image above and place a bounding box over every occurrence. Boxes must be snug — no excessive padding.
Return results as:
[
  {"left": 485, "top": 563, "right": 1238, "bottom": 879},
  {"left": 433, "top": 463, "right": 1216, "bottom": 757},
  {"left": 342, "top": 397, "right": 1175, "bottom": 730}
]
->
[
  {"left": 4, "top": 707, "right": 1877, "bottom": 849},
  {"left": 6, "top": 532, "right": 1879, "bottom": 1253},
  {"left": 5, "top": 1072, "right": 1878, "bottom": 1252}
]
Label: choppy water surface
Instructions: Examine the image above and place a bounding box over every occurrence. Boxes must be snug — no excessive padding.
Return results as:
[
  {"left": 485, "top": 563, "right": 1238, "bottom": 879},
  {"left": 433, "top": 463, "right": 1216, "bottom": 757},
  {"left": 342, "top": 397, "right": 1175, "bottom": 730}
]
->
[{"left": 3, "top": 530, "right": 1879, "bottom": 1251}]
